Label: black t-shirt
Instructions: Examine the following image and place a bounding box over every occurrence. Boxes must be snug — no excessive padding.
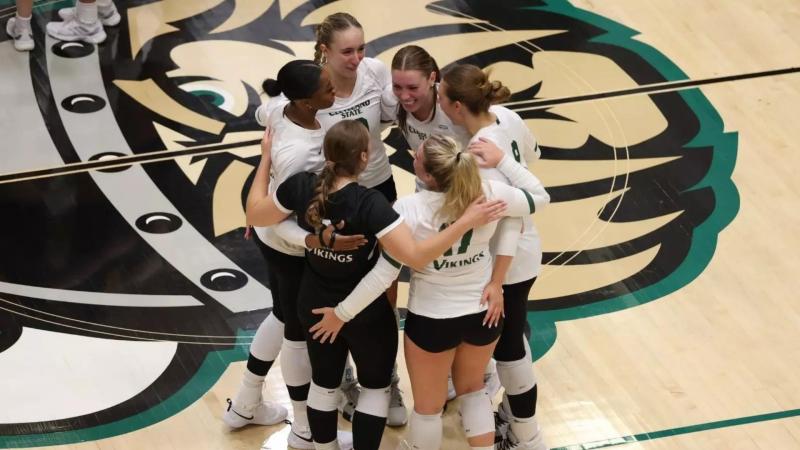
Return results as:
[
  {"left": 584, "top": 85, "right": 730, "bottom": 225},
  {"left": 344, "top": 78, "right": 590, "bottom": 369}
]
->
[{"left": 275, "top": 172, "right": 401, "bottom": 299}]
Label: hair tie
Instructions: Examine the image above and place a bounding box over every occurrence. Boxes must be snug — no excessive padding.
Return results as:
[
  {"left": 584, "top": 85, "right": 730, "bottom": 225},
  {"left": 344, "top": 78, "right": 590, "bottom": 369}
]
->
[{"left": 455, "top": 152, "right": 462, "bottom": 162}]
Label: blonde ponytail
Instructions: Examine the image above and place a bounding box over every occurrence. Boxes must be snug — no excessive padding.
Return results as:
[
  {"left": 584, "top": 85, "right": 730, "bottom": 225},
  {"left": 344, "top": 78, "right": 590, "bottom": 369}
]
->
[{"left": 421, "top": 135, "right": 483, "bottom": 222}]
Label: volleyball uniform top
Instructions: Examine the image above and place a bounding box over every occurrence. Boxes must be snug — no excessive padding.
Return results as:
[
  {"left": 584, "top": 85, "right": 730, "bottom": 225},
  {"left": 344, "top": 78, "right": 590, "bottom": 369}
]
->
[
  {"left": 253, "top": 107, "right": 326, "bottom": 257},
  {"left": 473, "top": 105, "right": 544, "bottom": 284},
  {"left": 273, "top": 173, "right": 402, "bottom": 304},
  {"left": 399, "top": 89, "right": 472, "bottom": 152},
  {"left": 382, "top": 84, "right": 471, "bottom": 191},
  {"left": 317, "top": 57, "right": 396, "bottom": 189},
  {"left": 334, "top": 173, "right": 549, "bottom": 322}
]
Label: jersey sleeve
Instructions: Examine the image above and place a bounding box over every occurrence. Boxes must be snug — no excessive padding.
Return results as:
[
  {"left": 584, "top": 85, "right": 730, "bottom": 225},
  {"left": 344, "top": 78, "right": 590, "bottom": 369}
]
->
[
  {"left": 270, "top": 141, "right": 305, "bottom": 187},
  {"left": 484, "top": 179, "right": 549, "bottom": 217},
  {"left": 490, "top": 217, "right": 522, "bottom": 257},
  {"left": 521, "top": 125, "right": 540, "bottom": 162},
  {"left": 334, "top": 252, "right": 402, "bottom": 322},
  {"left": 364, "top": 57, "right": 398, "bottom": 122},
  {"left": 255, "top": 95, "right": 288, "bottom": 127},
  {"left": 496, "top": 155, "right": 549, "bottom": 207},
  {"left": 361, "top": 190, "right": 402, "bottom": 238},
  {"left": 273, "top": 217, "right": 308, "bottom": 247},
  {"left": 274, "top": 172, "right": 313, "bottom": 215}
]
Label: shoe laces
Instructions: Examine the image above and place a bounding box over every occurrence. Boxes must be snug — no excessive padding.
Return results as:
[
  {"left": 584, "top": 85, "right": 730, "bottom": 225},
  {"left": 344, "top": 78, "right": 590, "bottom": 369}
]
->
[
  {"left": 494, "top": 411, "right": 509, "bottom": 427},
  {"left": 496, "top": 437, "right": 517, "bottom": 450},
  {"left": 390, "top": 385, "right": 405, "bottom": 407}
]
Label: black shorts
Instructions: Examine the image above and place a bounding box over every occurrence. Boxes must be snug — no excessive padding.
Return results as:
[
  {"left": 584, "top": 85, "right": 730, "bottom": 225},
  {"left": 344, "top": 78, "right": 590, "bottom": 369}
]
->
[
  {"left": 404, "top": 311, "right": 503, "bottom": 353},
  {"left": 370, "top": 175, "right": 398, "bottom": 203}
]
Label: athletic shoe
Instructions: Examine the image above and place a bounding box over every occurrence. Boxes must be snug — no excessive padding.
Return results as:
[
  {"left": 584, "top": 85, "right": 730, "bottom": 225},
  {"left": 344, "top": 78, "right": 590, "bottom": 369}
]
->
[
  {"left": 494, "top": 409, "right": 511, "bottom": 443},
  {"left": 386, "top": 382, "right": 408, "bottom": 426},
  {"left": 46, "top": 18, "right": 106, "bottom": 44},
  {"left": 222, "top": 398, "right": 288, "bottom": 428},
  {"left": 446, "top": 375, "right": 457, "bottom": 401},
  {"left": 5, "top": 17, "right": 34, "bottom": 52},
  {"left": 58, "top": 3, "right": 121, "bottom": 27},
  {"left": 338, "top": 380, "right": 360, "bottom": 422},
  {"left": 285, "top": 423, "right": 354, "bottom": 450},
  {"left": 495, "top": 424, "right": 547, "bottom": 450}
]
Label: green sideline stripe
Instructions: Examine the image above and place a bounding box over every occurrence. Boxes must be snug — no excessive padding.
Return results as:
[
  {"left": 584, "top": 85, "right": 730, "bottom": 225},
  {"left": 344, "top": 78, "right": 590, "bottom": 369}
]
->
[{"left": 552, "top": 408, "right": 800, "bottom": 450}]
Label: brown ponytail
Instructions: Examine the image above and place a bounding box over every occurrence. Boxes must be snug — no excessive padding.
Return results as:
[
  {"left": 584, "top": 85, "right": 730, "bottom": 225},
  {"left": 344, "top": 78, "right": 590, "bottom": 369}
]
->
[
  {"left": 305, "top": 120, "right": 369, "bottom": 229},
  {"left": 313, "top": 12, "right": 362, "bottom": 65},
  {"left": 421, "top": 134, "right": 483, "bottom": 222},
  {"left": 441, "top": 64, "right": 511, "bottom": 115}
]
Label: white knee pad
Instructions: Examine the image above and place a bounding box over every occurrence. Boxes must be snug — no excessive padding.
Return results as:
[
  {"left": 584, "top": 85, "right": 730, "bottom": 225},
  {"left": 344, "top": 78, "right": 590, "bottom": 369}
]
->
[
  {"left": 280, "top": 339, "right": 311, "bottom": 387},
  {"left": 496, "top": 357, "right": 536, "bottom": 396},
  {"left": 249, "top": 313, "right": 283, "bottom": 362},
  {"left": 355, "top": 386, "right": 390, "bottom": 418},
  {"left": 307, "top": 382, "right": 339, "bottom": 412},
  {"left": 407, "top": 410, "right": 442, "bottom": 450},
  {"left": 458, "top": 390, "right": 493, "bottom": 438}
]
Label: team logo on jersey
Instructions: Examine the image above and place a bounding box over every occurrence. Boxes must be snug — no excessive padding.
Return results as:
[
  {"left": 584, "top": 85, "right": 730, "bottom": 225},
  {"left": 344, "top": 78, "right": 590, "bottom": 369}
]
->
[{"left": 0, "top": 0, "right": 737, "bottom": 445}]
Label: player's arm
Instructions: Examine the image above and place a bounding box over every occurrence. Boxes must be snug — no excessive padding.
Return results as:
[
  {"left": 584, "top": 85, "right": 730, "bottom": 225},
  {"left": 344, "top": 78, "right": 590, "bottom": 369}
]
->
[
  {"left": 379, "top": 196, "right": 506, "bottom": 271},
  {"left": 246, "top": 128, "right": 291, "bottom": 226}
]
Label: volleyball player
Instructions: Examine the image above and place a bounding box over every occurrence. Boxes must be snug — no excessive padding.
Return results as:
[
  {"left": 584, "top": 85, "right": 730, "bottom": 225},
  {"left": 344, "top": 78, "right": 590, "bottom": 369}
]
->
[
  {"left": 319, "top": 134, "right": 549, "bottom": 450},
  {"left": 246, "top": 120, "right": 506, "bottom": 450},
  {"left": 311, "top": 11, "right": 407, "bottom": 424},
  {"left": 388, "top": 45, "right": 505, "bottom": 400},
  {"left": 226, "top": 60, "right": 363, "bottom": 449},
  {"left": 440, "top": 64, "right": 547, "bottom": 450}
]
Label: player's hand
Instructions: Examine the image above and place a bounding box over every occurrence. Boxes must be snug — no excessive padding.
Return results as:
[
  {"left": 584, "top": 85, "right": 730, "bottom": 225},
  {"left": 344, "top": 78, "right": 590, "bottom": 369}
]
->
[
  {"left": 309, "top": 307, "right": 345, "bottom": 344},
  {"left": 480, "top": 281, "right": 504, "bottom": 328},
  {"left": 461, "top": 195, "right": 507, "bottom": 228},
  {"left": 305, "top": 221, "right": 367, "bottom": 250},
  {"left": 468, "top": 138, "right": 505, "bottom": 168}
]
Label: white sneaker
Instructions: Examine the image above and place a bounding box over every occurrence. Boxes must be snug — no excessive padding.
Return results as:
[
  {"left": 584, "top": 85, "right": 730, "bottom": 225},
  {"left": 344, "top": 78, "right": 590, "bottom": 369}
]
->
[
  {"left": 338, "top": 380, "right": 360, "bottom": 422},
  {"left": 5, "top": 17, "right": 34, "bottom": 52},
  {"left": 286, "top": 423, "right": 354, "bottom": 450},
  {"left": 446, "top": 375, "right": 457, "bottom": 401},
  {"left": 222, "top": 398, "right": 288, "bottom": 428},
  {"left": 484, "top": 362, "right": 502, "bottom": 399},
  {"left": 495, "top": 424, "right": 547, "bottom": 450},
  {"left": 386, "top": 382, "right": 408, "bottom": 426},
  {"left": 46, "top": 18, "right": 106, "bottom": 44},
  {"left": 494, "top": 409, "right": 510, "bottom": 443},
  {"left": 57, "top": 3, "right": 121, "bottom": 27}
]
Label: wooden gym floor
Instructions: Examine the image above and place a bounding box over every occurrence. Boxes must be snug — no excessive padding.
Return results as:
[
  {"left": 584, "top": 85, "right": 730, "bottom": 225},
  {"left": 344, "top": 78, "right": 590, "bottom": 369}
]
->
[{"left": 0, "top": 0, "right": 799, "bottom": 448}]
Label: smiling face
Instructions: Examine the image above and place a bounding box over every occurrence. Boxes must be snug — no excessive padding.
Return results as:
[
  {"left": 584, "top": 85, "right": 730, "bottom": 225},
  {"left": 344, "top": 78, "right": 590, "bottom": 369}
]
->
[
  {"left": 321, "top": 26, "right": 365, "bottom": 80},
  {"left": 392, "top": 69, "right": 436, "bottom": 118}
]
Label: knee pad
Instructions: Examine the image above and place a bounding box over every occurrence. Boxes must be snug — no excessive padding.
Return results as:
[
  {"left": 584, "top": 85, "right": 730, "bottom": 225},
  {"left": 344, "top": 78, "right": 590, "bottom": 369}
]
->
[
  {"left": 355, "top": 386, "right": 390, "bottom": 418},
  {"left": 407, "top": 410, "right": 443, "bottom": 450},
  {"left": 457, "top": 390, "right": 493, "bottom": 438},
  {"left": 496, "top": 357, "right": 536, "bottom": 396},
  {"left": 280, "top": 339, "right": 311, "bottom": 387},
  {"left": 249, "top": 313, "right": 283, "bottom": 362},
  {"left": 307, "top": 382, "right": 339, "bottom": 413}
]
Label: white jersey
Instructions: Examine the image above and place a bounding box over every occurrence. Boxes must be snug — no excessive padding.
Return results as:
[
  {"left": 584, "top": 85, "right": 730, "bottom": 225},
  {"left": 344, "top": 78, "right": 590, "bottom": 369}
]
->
[
  {"left": 474, "top": 107, "right": 543, "bottom": 284},
  {"left": 394, "top": 180, "right": 545, "bottom": 319},
  {"left": 401, "top": 88, "right": 471, "bottom": 152},
  {"left": 317, "top": 57, "right": 395, "bottom": 188},
  {"left": 254, "top": 109, "right": 325, "bottom": 256}
]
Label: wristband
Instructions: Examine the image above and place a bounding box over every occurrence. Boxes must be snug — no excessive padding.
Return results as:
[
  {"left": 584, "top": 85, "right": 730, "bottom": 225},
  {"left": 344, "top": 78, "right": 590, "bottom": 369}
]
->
[
  {"left": 329, "top": 230, "right": 337, "bottom": 249},
  {"left": 318, "top": 227, "right": 328, "bottom": 249}
]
